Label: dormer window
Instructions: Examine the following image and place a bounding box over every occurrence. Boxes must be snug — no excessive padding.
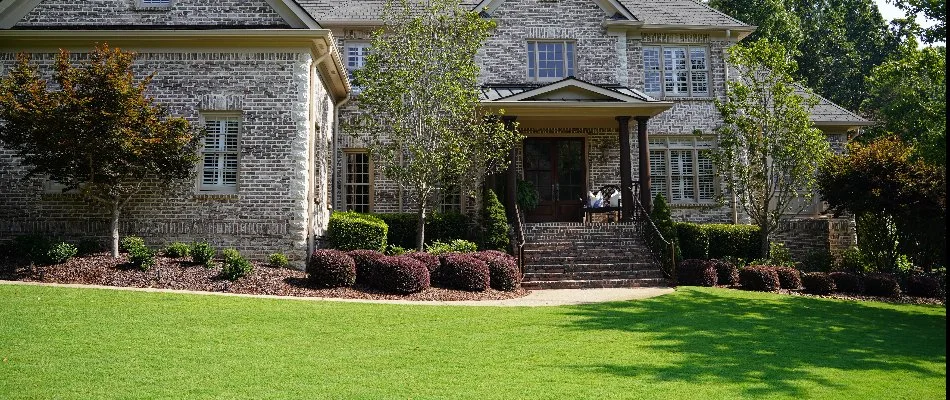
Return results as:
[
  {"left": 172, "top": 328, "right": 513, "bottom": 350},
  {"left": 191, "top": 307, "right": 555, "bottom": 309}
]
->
[{"left": 527, "top": 40, "right": 575, "bottom": 81}]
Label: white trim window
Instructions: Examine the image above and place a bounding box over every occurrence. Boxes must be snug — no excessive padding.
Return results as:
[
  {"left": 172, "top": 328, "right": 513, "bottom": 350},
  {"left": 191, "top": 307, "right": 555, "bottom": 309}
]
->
[
  {"left": 648, "top": 137, "right": 716, "bottom": 203},
  {"left": 136, "top": 0, "right": 173, "bottom": 8},
  {"left": 438, "top": 184, "right": 462, "bottom": 213},
  {"left": 643, "top": 45, "right": 709, "bottom": 98},
  {"left": 200, "top": 115, "right": 240, "bottom": 193},
  {"left": 345, "top": 42, "right": 371, "bottom": 81},
  {"left": 527, "top": 40, "right": 575, "bottom": 81},
  {"left": 344, "top": 151, "right": 371, "bottom": 213}
]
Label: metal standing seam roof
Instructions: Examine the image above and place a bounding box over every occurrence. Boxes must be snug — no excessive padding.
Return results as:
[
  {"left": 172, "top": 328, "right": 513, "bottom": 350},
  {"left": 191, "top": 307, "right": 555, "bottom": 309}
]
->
[{"left": 479, "top": 78, "right": 660, "bottom": 102}]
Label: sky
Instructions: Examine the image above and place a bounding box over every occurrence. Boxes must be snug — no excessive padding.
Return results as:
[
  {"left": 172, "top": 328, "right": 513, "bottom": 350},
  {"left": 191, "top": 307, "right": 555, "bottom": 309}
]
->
[{"left": 873, "top": 0, "right": 944, "bottom": 46}]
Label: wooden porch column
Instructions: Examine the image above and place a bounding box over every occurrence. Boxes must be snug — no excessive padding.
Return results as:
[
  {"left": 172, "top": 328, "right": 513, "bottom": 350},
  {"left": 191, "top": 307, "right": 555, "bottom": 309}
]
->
[
  {"left": 503, "top": 116, "right": 518, "bottom": 221},
  {"left": 616, "top": 116, "right": 633, "bottom": 222},
  {"left": 635, "top": 116, "right": 652, "bottom": 214}
]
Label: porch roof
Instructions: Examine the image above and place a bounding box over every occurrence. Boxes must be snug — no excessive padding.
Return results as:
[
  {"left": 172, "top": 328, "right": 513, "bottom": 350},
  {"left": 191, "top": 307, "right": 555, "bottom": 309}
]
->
[{"left": 479, "top": 77, "right": 675, "bottom": 120}]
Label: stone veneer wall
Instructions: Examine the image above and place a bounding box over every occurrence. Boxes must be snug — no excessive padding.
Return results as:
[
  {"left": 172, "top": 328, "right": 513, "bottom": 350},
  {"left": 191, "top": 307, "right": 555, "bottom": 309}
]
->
[
  {"left": 16, "top": 0, "right": 290, "bottom": 27},
  {"left": 774, "top": 217, "right": 857, "bottom": 261},
  {"left": 0, "top": 50, "right": 332, "bottom": 265}
]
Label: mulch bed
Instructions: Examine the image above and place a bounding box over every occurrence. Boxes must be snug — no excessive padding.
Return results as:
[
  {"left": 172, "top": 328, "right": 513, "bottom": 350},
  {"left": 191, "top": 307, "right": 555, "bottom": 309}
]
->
[
  {"left": 0, "top": 253, "right": 529, "bottom": 301},
  {"left": 716, "top": 284, "right": 945, "bottom": 306}
]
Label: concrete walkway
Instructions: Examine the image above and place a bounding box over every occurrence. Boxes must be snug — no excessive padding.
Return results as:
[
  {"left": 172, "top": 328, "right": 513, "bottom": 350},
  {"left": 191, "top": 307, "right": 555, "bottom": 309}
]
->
[{"left": 0, "top": 280, "right": 673, "bottom": 307}]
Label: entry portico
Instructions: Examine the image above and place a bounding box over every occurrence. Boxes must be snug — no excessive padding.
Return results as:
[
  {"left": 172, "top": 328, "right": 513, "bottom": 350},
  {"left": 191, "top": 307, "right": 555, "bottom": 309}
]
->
[{"left": 480, "top": 78, "right": 674, "bottom": 222}]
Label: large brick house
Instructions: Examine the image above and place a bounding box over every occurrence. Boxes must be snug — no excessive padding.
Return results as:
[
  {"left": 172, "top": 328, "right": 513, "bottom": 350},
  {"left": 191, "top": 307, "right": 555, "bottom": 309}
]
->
[{"left": 0, "top": 0, "right": 868, "bottom": 276}]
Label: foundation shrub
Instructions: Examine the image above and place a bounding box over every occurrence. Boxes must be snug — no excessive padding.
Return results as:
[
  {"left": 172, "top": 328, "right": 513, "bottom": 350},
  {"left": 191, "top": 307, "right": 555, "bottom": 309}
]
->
[
  {"left": 706, "top": 224, "right": 761, "bottom": 261},
  {"left": 440, "top": 253, "right": 490, "bottom": 292},
  {"left": 739, "top": 266, "right": 781, "bottom": 292},
  {"left": 676, "top": 259, "right": 718, "bottom": 287},
  {"left": 190, "top": 242, "right": 216, "bottom": 266},
  {"left": 478, "top": 189, "right": 510, "bottom": 251},
  {"left": 46, "top": 242, "right": 78, "bottom": 264},
  {"left": 12, "top": 234, "right": 53, "bottom": 263},
  {"left": 374, "top": 212, "right": 473, "bottom": 250},
  {"left": 407, "top": 252, "right": 441, "bottom": 283},
  {"left": 475, "top": 250, "right": 520, "bottom": 291},
  {"left": 220, "top": 249, "right": 252, "bottom": 281},
  {"left": 128, "top": 246, "right": 155, "bottom": 271},
  {"left": 711, "top": 259, "right": 740, "bottom": 286},
  {"left": 675, "top": 223, "right": 708, "bottom": 260},
  {"left": 120, "top": 236, "right": 145, "bottom": 253},
  {"left": 863, "top": 273, "right": 901, "bottom": 297},
  {"left": 904, "top": 274, "right": 943, "bottom": 298},
  {"left": 374, "top": 255, "right": 430, "bottom": 294},
  {"left": 76, "top": 238, "right": 103, "bottom": 256},
  {"left": 327, "top": 211, "right": 388, "bottom": 251},
  {"left": 829, "top": 271, "right": 864, "bottom": 294},
  {"left": 774, "top": 266, "right": 803, "bottom": 289},
  {"left": 427, "top": 239, "right": 477, "bottom": 255},
  {"left": 164, "top": 242, "right": 190, "bottom": 258},
  {"left": 348, "top": 249, "right": 385, "bottom": 286},
  {"left": 268, "top": 253, "right": 289, "bottom": 268},
  {"left": 307, "top": 249, "right": 356, "bottom": 288},
  {"left": 802, "top": 272, "right": 836, "bottom": 294}
]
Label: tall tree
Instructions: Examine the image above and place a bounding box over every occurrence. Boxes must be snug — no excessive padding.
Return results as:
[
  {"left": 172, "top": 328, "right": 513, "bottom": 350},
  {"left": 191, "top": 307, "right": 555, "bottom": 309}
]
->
[
  {"left": 708, "top": 0, "right": 805, "bottom": 52},
  {"left": 0, "top": 45, "right": 203, "bottom": 258},
  {"left": 713, "top": 39, "right": 830, "bottom": 257},
  {"left": 891, "top": 0, "right": 946, "bottom": 43},
  {"left": 862, "top": 40, "right": 946, "bottom": 166},
  {"left": 348, "top": 0, "right": 520, "bottom": 251}
]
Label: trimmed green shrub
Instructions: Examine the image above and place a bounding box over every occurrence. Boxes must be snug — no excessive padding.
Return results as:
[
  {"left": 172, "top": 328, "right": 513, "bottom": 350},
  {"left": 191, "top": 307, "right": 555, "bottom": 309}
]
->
[
  {"left": 802, "top": 272, "right": 836, "bottom": 294},
  {"left": 165, "top": 242, "right": 191, "bottom": 258},
  {"left": 475, "top": 250, "right": 520, "bottom": 291},
  {"left": 46, "top": 242, "right": 78, "bottom": 264},
  {"left": 801, "top": 250, "right": 834, "bottom": 272},
  {"left": 427, "top": 239, "right": 477, "bottom": 255},
  {"left": 327, "top": 211, "right": 388, "bottom": 251},
  {"left": 12, "top": 234, "right": 52, "bottom": 262},
  {"left": 407, "top": 251, "right": 441, "bottom": 283},
  {"left": 478, "top": 189, "right": 510, "bottom": 251},
  {"left": 128, "top": 246, "right": 155, "bottom": 271},
  {"left": 348, "top": 249, "right": 385, "bottom": 286},
  {"left": 649, "top": 194, "right": 681, "bottom": 271},
  {"left": 675, "top": 223, "right": 708, "bottom": 259},
  {"left": 375, "top": 213, "right": 418, "bottom": 249},
  {"left": 120, "top": 236, "right": 145, "bottom": 253},
  {"left": 676, "top": 259, "right": 718, "bottom": 287},
  {"left": 190, "top": 242, "right": 216, "bottom": 266},
  {"left": 739, "top": 266, "right": 781, "bottom": 292},
  {"left": 307, "top": 249, "right": 356, "bottom": 288},
  {"left": 76, "top": 239, "right": 103, "bottom": 256},
  {"left": 705, "top": 224, "right": 760, "bottom": 261},
  {"left": 440, "top": 253, "right": 490, "bottom": 291},
  {"left": 268, "top": 253, "right": 289, "bottom": 268},
  {"left": 829, "top": 271, "right": 864, "bottom": 294},
  {"left": 374, "top": 255, "right": 430, "bottom": 294},
  {"left": 385, "top": 245, "right": 408, "bottom": 255},
  {"left": 905, "top": 274, "right": 942, "bottom": 298},
  {"left": 374, "top": 212, "right": 473, "bottom": 249},
  {"left": 836, "top": 247, "right": 872, "bottom": 273},
  {"left": 774, "top": 266, "right": 802, "bottom": 289},
  {"left": 863, "top": 273, "right": 901, "bottom": 297},
  {"left": 220, "top": 249, "right": 253, "bottom": 281},
  {"left": 711, "top": 259, "right": 739, "bottom": 286}
]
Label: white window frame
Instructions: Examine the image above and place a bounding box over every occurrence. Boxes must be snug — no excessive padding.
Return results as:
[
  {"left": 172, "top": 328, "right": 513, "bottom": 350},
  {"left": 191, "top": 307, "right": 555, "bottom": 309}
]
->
[
  {"left": 643, "top": 45, "right": 710, "bottom": 98},
  {"left": 198, "top": 113, "right": 241, "bottom": 193},
  {"left": 136, "top": 0, "right": 174, "bottom": 8},
  {"left": 345, "top": 41, "right": 371, "bottom": 82},
  {"left": 343, "top": 150, "right": 372, "bottom": 213},
  {"left": 648, "top": 136, "right": 717, "bottom": 204},
  {"left": 527, "top": 40, "right": 576, "bottom": 82}
]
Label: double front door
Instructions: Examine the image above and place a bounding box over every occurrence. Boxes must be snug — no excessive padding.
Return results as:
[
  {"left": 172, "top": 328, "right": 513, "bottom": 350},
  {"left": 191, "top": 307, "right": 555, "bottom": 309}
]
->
[{"left": 523, "top": 138, "right": 585, "bottom": 222}]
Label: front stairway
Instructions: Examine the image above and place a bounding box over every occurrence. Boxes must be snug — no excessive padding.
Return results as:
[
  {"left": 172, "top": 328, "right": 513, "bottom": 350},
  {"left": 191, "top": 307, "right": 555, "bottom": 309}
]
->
[{"left": 520, "top": 222, "right": 667, "bottom": 289}]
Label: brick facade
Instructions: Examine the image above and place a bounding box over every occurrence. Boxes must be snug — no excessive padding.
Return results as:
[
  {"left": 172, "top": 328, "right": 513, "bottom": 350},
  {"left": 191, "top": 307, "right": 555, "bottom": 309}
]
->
[{"left": 16, "top": 0, "right": 290, "bottom": 27}]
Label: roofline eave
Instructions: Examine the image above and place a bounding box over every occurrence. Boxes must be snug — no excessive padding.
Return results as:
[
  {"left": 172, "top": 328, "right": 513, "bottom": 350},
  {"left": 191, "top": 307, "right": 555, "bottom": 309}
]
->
[{"left": 480, "top": 100, "right": 675, "bottom": 118}]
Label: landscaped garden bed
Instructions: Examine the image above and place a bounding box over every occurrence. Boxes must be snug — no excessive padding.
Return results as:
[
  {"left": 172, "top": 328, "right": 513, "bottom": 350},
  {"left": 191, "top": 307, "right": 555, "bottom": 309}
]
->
[{"left": 0, "top": 252, "right": 528, "bottom": 301}]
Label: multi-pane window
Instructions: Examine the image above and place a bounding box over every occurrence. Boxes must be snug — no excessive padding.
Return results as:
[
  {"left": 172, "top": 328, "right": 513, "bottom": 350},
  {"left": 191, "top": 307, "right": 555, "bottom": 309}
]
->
[
  {"left": 345, "top": 42, "right": 371, "bottom": 81},
  {"left": 648, "top": 137, "right": 715, "bottom": 203},
  {"left": 344, "top": 151, "right": 371, "bottom": 212},
  {"left": 527, "top": 41, "right": 575, "bottom": 81},
  {"left": 643, "top": 46, "right": 709, "bottom": 98},
  {"left": 200, "top": 116, "right": 240, "bottom": 192},
  {"left": 438, "top": 185, "right": 462, "bottom": 213},
  {"left": 138, "top": 0, "right": 172, "bottom": 6}
]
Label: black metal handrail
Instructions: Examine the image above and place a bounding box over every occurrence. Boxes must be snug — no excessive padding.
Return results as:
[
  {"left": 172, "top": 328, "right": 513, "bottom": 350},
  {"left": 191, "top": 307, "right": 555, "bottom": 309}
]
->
[
  {"left": 512, "top": 203, "right": 527, "bottom": 277},
  {"left": 631, "top": 194, "right": 676, "bottom": 282}
]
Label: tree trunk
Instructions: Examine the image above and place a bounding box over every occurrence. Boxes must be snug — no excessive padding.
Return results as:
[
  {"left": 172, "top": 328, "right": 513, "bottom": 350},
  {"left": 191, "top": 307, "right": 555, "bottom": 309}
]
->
[
  {"left": 415, "top": 202, "right": 427, "bottom": 252},
  {"left": 110, "top": 200, "right": 121, "bottom": 258},
  {"left": 759, "top": 222, "right": 770, "bottom": 260}
]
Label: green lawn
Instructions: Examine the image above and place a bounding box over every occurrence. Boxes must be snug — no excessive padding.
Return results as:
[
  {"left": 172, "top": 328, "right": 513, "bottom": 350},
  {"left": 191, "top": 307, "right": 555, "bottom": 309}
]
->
[{"left": 0, "top": 285, "right": 944, "bottom": 399}]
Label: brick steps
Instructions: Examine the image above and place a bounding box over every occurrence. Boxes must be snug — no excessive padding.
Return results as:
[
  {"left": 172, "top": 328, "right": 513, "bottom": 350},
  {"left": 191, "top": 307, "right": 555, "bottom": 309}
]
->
[{"left": 520, "top": 222, "right": 667, "bottom": 290}]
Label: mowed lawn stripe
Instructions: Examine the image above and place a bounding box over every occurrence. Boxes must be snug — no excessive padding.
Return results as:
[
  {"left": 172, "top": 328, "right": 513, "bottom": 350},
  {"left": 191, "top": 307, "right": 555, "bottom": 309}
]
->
[{"left": 0, "top": 285, "right": 944, "bottom": 399}]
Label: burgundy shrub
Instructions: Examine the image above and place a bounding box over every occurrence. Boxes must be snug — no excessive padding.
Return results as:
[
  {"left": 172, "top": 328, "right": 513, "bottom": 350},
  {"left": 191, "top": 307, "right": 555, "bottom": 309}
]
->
[
  {"left": 407, "top": 251, "right": 441, "bottom": 282},
  {"left": 774, "top": 266, "right": 803, "bottom": 289},
  {"left": 308, "top": 249, "right": 356, "bottom": 288},
  {"left": 739, "top": 266, "right": 781, "bottom": 292},
  {"left": 863, "top": 273, "right": 901, "bottom": 297},
  {"left": 829, "top": 272, "right": 864, "bottom": 294},
  {"left": 710, "top": 259, "right": 740, "bottom": 286},
  {"left": 348, "top": 249, "right": 385, "bottom": 286},
  {"left": 374, "top": 255, "right": 430, "bottom": 294},
  {"left": 441, "top": 253, "right": 490, "bottom": 292},
  {"left": 676, "top": 259, "right": 718, "bottom": 287},
  {"left": 802, "top": 272, "right": 835, "bottom": 295},
  {"left": 905, "top": 274, "right": 943, "bottom": 298},
  {"left": 475, "top": 251, "right": 521, "bottom": 291}
]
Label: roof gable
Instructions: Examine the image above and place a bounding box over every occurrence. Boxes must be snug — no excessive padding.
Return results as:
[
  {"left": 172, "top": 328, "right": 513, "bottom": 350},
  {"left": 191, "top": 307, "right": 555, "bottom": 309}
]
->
[
  {"left": 1, "top": 0, "right": 320, "bottom": 29},
  {"left": 473, "top": 0, "right": 636, "bottom": 20},
  {"left": 482, "top": 78, "right": 658, "bottom": 103}
]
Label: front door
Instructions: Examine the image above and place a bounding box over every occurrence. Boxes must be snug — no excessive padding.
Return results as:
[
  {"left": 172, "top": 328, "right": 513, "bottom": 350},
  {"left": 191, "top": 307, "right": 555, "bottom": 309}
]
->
[{"left": 523, "top": 138, "right": 585, "bottom": 222}]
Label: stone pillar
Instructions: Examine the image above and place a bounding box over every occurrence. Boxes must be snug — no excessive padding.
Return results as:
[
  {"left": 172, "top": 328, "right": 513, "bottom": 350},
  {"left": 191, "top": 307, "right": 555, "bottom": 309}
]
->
[
  {"left": 616, "top": 116, "right": 633, "bottom": 221},
  {"left": 503, "top": 116, "right": 518, "bottom": 221},
  {"left": 635, "top": 116, "right": 652, "bottom": 214}
]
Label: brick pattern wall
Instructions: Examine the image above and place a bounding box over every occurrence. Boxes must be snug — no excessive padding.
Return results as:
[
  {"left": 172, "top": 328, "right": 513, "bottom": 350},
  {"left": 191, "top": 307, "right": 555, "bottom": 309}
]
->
[
  {"left": 0, "top": 51, "right": 332, "bottom": 265},
  {"left": 16, "top": 0, "right": 289, "bottom": 27},
  {"left": 774, "top": 217, "right": 857, "bottom": 261}
]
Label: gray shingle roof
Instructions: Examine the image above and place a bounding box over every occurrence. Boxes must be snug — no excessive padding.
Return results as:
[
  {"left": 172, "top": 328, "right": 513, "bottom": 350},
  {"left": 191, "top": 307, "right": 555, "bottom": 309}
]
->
[
  {"left": 615, "top": 0, "right": 749, "bottom": 26},
  {"left": 802, "top": 87, "right": 872, "bottom": 126}
]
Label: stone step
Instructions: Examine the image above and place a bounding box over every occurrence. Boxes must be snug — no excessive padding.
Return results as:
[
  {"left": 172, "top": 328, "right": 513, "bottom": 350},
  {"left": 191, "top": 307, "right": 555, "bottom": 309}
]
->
[
  {"left": 523, "top": 262, "right": 659, "bottom": 273},
  {"left": 520, "top": 277, "right": 668, "bottom": 290},
  {"left": 523, "top": 270, "right": 664, "bottom": 281}
]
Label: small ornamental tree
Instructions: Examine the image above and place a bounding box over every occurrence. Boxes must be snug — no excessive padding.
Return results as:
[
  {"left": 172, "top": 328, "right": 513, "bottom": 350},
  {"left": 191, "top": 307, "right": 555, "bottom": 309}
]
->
[
  {"left": 349, "top": 0, "right": 521, "bottom": 251},
  {"left": 0, "top": 44, "right": 203, "bottom": 258},
  {"left": 714, "top": 39, "right": 830, "bottom": 257}
]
